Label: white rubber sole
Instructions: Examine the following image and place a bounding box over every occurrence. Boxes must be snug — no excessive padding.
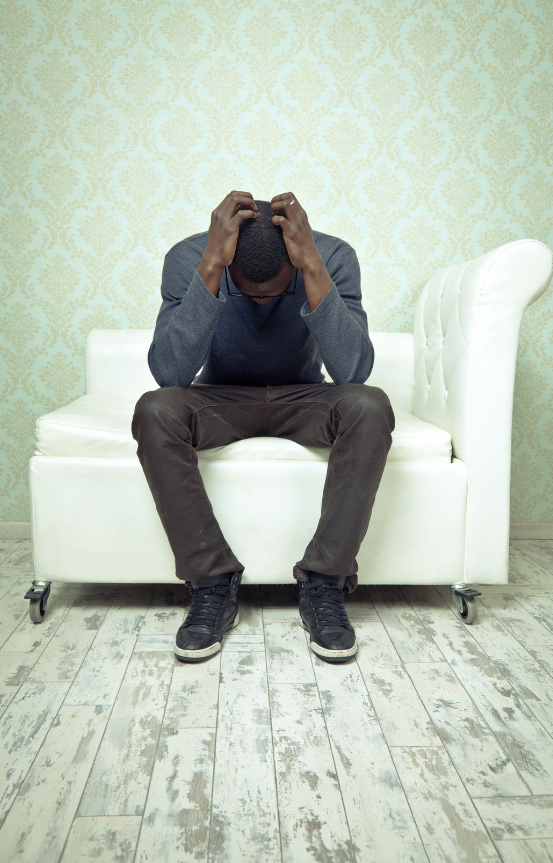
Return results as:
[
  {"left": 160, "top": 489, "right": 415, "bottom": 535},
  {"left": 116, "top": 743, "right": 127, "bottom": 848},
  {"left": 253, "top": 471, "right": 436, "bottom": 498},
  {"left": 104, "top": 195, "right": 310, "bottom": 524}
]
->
[
  {"left": 301, "top": 621, "right": 357, "bottom": 661},
  {"left": 309, "top": 639, "right": 358, "bottom": 660},
  {"left": 174, "top": 611, "right": 240, "bottom": 662}
]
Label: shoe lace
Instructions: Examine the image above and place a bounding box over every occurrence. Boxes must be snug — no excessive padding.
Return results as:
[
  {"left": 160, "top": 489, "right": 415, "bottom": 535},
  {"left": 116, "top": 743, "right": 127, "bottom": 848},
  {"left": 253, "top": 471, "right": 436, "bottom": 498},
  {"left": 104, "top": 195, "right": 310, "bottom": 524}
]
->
[
  {"left": 185, "top": 582, "right": 230, "bottom": 628},
  {"left": 306, "top": 584, "right": 350, "bottom": 627}
]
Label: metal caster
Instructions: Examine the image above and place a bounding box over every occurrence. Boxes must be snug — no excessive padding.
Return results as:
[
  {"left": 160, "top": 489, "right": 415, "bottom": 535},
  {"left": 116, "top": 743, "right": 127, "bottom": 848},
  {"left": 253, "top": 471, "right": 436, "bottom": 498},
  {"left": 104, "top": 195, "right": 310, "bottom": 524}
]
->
[
  {"left": 451, "top": 585, "right": 481, "bottom": 625},
  {"left": 24, "top": 582, "right": 51, "bottom": 624}
]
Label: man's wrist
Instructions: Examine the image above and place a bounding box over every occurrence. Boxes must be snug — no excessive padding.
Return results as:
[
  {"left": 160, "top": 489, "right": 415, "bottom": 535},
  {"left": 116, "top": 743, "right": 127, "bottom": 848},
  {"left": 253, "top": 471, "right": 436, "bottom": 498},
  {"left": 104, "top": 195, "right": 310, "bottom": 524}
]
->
[
  {"left": 300, "top": 252, "right": 327, "bottom": 279},
  {"left": 198, "top": 254, "right": 224, "bottom": 296}
]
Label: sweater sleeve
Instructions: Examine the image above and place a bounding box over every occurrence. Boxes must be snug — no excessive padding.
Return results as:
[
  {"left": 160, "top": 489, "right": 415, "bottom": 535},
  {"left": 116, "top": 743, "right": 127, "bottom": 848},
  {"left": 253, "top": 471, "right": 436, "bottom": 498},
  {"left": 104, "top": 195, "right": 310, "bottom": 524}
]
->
[
  {"left": 148, "top": 251, "right": 226, "bottom": 388},
  {"left": 300, "top": 242, "right": 374, "bottom": 385}
]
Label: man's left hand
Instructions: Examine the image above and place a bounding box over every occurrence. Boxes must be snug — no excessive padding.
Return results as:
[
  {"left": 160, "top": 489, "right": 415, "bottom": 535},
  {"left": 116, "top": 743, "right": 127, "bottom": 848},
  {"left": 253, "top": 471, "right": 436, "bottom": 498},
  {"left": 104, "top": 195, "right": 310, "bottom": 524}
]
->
[
  {"left": 271, "top": 192, "right": 332, "bottom": 310},
  {"left": 271, "top": 193, "right": 321, "bottom": 272}
]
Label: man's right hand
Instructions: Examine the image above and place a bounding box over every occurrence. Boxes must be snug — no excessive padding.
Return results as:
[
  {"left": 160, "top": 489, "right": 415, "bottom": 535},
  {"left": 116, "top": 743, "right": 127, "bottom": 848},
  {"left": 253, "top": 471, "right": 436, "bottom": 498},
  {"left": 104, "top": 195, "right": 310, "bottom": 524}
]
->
[{"left": 198, "top": 191, "right": 257, "bottom": 296}]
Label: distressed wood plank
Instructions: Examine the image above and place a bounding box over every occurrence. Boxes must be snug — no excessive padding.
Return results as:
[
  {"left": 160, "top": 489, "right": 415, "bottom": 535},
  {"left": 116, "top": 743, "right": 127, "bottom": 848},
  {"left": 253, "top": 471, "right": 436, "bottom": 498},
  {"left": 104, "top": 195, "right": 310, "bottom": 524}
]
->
[
  {"left": 0, "top": 540, "right": 24, "bottom": 565},
  {"left": 136, "top": 727, "right": 215, "bottom": 863},
  {"left": 368, "top": 586, "right": 444, "bottom": 662},
  {"left": 528, "top": 645, "right": 553, "bottom": 677},
  {"left": 270, "top": 682, "right": 354, "bottom": 863},
  {"left": 492, "top": 657, "right": 553, "bottom": 737},
  {"left": 473, "top": 796, "right": 553, "bottom": 841},
  {"left": 354, "top": 618, "right": 404, "bottom": 665},
  {"left": 0, "top": 581, "right": 33, "bottom": 649},
  {"left": 357, "top": 661, "right": 440, "bottom": 746},
  {"left": 223, "top": 585, "right": 265, "bottom": 650},
  {"left": 78, "top": 641, "right": 174, "bottom": 816},
  {"left": 401, "top": 585, "right": 458, "bottom": 623},
  {"left": 260, "top": 584, "right": 298, "bottom": 620},
  {"left": 515, "top": 593, "right": 553, "bottom": 635},
  {"left": 479, "top": 591, "right": 553, "bottom": 647},
  {"left": 312, "top": 656, "right": 429, "bottom": 863},
  {"left": 141, "top": 584, "right": 188, "bottom": 635},
  {"left": 507, "top": 565, "right": 534, "bottom": 586},
  {"left": 343, "top": 586, "right": 378, "bottom": 621},
  {"left": 405, "top": 662, "right": 530, "bottom": 798},
  {"left": 509, "top": 546, "right": 553, "bottom": 587},
  {"left": 64, "top": 589, "right": 152, "bottom": 706},
  {"left": 0, "top": 540, "right": 33, "bottom": 570},
  {"left": 164, "top": 652, "right": 220, "bottom": 729},
  {"left": 0, "top": 652, "right": 37, "bottom": 719},
  {"left": 0, "top": 679, "right": 70, "bottom": 825},
  {"left": 0, "top": 575, "right": 31, "bottom": 604},
  {"left": 1, "top": 585, "right": 82, "bottom": 655},
  {"left": 514, "top": 542, "right": 553, "bottom": 578},
  {"left": 467, "top": 611, "right": 540, "bottom": 663},
  {"left": 0, "top": 704, "right": 111, "bottom": 863},
  {"left": 494, "top": 838, "right": 553, "bottom": 862},
  {"left": 13, "top": 593, "right": 112, "bottom": 683},
  {"left": 391, "top": 746, "right": 501, "bottom": 863},
  {"left": 264, "top": 617, "right": 315, "bottom": 684},
  {"left": 208, "top": 651, "right": 280, "bottom": 863},
  {"left": 60, "top": 816, "right": 141, "bottom": 863},
  {"left": 427, "top": 620, "right": 553, "bottom": 794}
]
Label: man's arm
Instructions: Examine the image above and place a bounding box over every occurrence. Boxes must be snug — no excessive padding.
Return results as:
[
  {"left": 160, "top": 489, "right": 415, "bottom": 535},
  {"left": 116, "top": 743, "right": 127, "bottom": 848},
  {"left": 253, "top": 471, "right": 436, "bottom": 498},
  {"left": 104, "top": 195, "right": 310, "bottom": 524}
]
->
[
  {"left": 271, "top": 193, "right": 373, "bottom": 385},
  {"left": 149, "top": 192, "right": 258, "bottom": 388}
]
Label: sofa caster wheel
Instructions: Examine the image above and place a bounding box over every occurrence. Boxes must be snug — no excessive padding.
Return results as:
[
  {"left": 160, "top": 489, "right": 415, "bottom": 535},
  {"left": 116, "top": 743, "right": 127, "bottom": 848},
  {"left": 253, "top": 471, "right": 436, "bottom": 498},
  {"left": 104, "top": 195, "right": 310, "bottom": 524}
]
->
[
  {"left": 451, "top": 585, "right": 481, "bottom": 625},
  {"left": 24, "top": 582, "right": 51, "bottom": 624}
]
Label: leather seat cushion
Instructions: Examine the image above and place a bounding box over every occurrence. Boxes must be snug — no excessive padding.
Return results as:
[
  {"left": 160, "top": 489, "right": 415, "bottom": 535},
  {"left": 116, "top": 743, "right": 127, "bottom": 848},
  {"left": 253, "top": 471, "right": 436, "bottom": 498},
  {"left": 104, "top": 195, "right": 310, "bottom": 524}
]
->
[{"left": 35, "top": 393, "right": 452, "bottom": 463}]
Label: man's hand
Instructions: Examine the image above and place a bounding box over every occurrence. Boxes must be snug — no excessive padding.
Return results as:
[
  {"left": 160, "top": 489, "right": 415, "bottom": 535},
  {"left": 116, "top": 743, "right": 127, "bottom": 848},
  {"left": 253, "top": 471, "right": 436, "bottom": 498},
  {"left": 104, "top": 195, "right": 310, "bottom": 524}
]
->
[
  {"left": 271, "top": 192, "right": 332, "bottom": 311},
  {"left": 199, "top": 191, "right": 257, "bottom": 296}
]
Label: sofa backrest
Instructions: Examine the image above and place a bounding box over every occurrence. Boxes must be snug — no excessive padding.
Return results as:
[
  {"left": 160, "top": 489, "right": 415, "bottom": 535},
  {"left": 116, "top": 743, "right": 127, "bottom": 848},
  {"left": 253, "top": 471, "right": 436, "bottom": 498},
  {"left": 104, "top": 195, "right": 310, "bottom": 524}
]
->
[
  {"left": 86, "top": 328, "right": 415, "bottom": 410},
  {"left": 86, "top": 329, "right": 156, "bottom": 402}
]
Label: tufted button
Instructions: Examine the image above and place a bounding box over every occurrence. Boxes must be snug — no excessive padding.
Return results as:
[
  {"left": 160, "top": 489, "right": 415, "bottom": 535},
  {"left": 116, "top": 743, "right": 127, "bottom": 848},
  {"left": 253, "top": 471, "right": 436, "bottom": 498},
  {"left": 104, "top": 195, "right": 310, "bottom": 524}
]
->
[{"left": 444, "top": 391, "right": 449, "bottom": 402}]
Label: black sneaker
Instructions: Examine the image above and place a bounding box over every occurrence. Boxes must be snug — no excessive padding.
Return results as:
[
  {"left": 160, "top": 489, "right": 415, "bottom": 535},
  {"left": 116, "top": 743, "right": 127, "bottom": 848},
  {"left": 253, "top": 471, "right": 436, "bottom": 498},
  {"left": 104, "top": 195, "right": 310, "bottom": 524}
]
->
[
  {"left": 299, "top": 575, "right": 357, "bottom": 662},
  {"left": 174, "top": 573, "right": 241, "bottom": 662}
]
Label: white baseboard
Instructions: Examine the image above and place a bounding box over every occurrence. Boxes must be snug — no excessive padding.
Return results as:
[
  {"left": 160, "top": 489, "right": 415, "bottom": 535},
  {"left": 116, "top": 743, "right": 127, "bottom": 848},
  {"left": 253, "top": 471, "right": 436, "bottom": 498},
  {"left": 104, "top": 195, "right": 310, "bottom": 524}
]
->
[
  {"left": 1, "top": 521, "right": 552, "bottom": 541},
  {"left": 510, "top": 523, "right": 553, "bottom": 540},
  {"left": 0, "top": 522, "right": 32, "bottom": 539}
]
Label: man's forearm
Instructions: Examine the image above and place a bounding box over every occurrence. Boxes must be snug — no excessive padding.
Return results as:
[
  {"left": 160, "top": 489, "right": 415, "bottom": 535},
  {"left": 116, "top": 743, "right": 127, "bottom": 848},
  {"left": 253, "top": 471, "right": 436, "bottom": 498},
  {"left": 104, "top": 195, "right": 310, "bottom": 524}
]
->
[
  {"left": 198, "top": 255, "right": 224, "bottom": 297},
  {"left": 301, "top": 254, "right": 333, "bottom": 312}
]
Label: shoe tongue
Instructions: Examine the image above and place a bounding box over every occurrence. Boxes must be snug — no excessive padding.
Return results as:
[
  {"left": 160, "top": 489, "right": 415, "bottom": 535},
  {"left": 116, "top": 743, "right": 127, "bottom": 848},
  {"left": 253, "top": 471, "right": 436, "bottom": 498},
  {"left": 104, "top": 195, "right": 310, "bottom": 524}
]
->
[
  {"left": 308, "top": 572, "right": 346, "bottom": 590},
  {"left": 192, "top": 574, "right": 234, "bottom": 590}
]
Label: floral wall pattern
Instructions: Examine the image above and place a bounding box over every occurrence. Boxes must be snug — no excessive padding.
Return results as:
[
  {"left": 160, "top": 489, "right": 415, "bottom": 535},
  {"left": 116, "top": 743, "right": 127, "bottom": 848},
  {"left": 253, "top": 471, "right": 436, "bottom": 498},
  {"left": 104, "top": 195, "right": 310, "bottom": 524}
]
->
[{"left": 0, "top": 0, "right": 552, "bottom": 522}]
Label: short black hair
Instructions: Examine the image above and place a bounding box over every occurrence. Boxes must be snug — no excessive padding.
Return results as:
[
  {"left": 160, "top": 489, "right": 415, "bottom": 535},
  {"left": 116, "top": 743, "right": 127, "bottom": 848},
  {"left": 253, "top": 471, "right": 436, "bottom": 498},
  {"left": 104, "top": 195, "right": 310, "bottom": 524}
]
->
[{"left": 233, "top": 200, "right": 291, "bottom": 283}]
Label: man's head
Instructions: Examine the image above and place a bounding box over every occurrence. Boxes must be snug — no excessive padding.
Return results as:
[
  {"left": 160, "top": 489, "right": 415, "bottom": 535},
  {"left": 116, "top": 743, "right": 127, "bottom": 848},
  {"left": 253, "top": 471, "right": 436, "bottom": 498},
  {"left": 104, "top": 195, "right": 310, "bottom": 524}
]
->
[{"left": 229, "top": 200, "right": 294, "bottom": 304}]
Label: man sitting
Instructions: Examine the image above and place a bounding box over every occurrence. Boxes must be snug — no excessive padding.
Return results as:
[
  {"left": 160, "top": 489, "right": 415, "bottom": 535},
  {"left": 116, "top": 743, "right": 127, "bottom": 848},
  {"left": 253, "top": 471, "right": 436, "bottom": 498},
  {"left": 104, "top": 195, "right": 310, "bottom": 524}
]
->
[{"left": 132, "top": 191, "right": 394, "bottom": 663}]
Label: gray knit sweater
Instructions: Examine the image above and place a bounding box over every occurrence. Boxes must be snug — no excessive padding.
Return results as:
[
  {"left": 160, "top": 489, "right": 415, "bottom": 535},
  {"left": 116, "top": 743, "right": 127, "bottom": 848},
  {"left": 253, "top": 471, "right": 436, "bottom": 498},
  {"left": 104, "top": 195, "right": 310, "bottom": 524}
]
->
[{"left": 148, "top": 230, "right": 374, "bottom": 388}]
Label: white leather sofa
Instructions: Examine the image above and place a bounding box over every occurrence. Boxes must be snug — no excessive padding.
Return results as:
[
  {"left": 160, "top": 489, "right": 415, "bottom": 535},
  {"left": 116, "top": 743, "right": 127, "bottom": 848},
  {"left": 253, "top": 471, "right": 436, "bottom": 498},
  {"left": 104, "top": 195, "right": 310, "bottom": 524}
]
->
[{"left": 26, "top": 240, "right": 552, "bottom": 624}]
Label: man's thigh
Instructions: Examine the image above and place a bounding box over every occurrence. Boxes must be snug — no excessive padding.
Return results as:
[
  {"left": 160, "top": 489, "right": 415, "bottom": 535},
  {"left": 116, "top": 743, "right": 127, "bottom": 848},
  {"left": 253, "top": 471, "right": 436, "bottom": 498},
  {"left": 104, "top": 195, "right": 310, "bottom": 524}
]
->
[
  {"left": 265, "top": 382, "right": 393, "bottom": 448},
  {"left": 134, "top": 384, "right": 269, "bottom": 450}
]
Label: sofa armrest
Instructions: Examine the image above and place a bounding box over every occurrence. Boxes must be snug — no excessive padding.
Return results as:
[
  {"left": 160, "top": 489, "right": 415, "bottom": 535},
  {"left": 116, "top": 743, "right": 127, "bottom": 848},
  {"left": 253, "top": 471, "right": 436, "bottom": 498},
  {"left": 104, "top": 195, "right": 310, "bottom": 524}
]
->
[{"left": 412, "top": 239, "right": 553, "bottom": 582}]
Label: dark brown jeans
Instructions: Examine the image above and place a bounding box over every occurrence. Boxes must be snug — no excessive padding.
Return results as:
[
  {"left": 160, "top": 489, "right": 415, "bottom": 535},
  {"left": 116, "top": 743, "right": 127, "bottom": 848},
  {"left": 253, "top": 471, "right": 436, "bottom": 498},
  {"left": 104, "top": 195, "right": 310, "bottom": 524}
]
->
[{"left": 132, "top": 383, "right": 394, "bottom": 592}]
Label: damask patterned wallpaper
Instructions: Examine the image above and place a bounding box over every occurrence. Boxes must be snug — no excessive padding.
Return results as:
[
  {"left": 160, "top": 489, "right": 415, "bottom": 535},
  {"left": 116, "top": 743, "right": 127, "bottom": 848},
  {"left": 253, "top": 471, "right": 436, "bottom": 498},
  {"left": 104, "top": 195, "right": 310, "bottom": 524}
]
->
[{"left": 0, "top": 0, "right": 552, "bottom": 522}]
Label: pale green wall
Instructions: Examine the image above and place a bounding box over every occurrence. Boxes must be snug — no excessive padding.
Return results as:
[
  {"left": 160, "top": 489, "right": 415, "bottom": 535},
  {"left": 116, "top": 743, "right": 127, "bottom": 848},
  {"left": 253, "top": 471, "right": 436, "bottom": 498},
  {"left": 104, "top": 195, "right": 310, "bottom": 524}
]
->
[{"left": 1, "top": 0, "right": 552, "bottom": 521}]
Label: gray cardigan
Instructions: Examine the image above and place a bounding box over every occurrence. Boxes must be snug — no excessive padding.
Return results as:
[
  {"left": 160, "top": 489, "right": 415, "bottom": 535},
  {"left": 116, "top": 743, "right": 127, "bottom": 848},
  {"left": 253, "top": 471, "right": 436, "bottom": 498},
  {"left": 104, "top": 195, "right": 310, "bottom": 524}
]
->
[{"left": 148, "top": 230, "right": 374, "bottom": 388}]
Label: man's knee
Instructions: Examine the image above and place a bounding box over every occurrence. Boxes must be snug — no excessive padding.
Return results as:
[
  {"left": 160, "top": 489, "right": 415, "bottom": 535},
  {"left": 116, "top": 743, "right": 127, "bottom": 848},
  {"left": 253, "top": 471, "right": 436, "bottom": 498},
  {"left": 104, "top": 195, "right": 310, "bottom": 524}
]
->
[
  {"left": 337, "top": 383, "right": 394, "bottom": 428},
  {"left": 132, "top": 387, "right": 191, "bottom": 440}
]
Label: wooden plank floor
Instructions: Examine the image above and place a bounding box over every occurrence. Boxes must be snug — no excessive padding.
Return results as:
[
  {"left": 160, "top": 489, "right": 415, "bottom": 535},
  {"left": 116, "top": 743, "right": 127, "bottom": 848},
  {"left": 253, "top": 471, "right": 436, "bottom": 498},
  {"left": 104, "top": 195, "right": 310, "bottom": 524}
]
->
[{"left": 1, "top": 541, "right": 553, "bottom": 862}]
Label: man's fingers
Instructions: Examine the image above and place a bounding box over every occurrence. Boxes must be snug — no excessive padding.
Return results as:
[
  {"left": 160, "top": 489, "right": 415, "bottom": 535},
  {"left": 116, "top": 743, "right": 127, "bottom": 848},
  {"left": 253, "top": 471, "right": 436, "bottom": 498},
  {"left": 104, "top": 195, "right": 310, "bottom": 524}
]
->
[
  {"left": 271, "top": 192, "right": 295, "bottom": 203},
  {"left": 233, "top": 209, "right": 257, "bottom": 225},
  {"left": 227, "top": 190, "right": 254, "bottom": 200},
  {"left": 229, "top": 195, "right": 257, "bottom": 211},
  {"left": 271, "top": 195, "right": 300, "bottom": 217},
  {"left": 272, "top": 214, "right": 290, "bottom": 229}
]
